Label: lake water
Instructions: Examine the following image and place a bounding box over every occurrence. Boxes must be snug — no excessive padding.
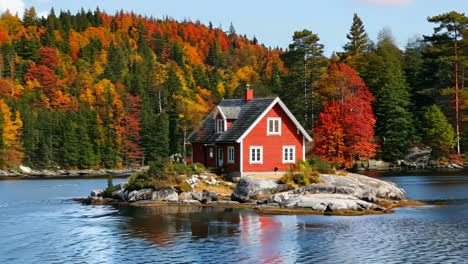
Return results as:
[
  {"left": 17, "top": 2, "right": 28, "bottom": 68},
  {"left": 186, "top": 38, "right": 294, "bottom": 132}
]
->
[{"left": 1, "top": 172, "right": 468, "bottom": 264}]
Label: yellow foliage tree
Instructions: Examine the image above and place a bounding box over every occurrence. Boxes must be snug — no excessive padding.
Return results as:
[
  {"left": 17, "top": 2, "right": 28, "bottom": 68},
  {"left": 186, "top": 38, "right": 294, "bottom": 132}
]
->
[{"left": 0, "top": 99, "right": 23, "bottom": 169}]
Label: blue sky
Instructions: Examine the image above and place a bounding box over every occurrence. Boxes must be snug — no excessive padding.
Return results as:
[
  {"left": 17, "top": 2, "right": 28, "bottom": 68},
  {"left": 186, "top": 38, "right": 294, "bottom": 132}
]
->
[{"left": 1, "top": 0, "right": 467, "bottom": 55}]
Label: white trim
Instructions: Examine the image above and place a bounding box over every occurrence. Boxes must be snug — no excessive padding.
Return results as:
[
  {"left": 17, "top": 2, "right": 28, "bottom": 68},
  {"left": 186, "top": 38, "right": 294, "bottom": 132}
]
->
[
  {"left": 235, "top": 97, "right": 312, "bottom": 143},
  {"left": 227, "top": 146, "right": 235, "bottom": 164},
  {"left": 267, "top": 117, "right": 281, "bottom": 136},
  {"left": 216, "top": 119, "right": 225, "bottom": 132},
  {"left": 215, "top": 106, "right": 227, "bottom": 132},
  {"left": 249, "top": 146, "right": 263, "bottom": 164},
  {"left": 282, "top": 145, "right": 296, "bottom": 164},
  {"left": 240, "top": 141, "right": 243, "bottom": 174}
]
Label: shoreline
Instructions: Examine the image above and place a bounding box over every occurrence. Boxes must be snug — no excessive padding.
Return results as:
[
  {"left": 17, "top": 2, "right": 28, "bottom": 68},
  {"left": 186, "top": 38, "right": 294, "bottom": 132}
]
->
[{"left": 73, "top": 197, "right": 428, "bottom": 216}]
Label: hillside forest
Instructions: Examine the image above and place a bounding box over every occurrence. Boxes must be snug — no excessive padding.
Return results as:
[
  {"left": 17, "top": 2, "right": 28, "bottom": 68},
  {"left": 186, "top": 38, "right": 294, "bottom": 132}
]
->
[{"left": 0, "top": 8, "right": 466, "bottom": 169}]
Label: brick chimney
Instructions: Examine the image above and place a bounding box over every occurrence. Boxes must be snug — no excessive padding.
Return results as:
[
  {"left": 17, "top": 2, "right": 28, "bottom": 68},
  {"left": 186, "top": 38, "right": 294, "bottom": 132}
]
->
[{"left": 244, "top": 84, "right": 253, "bottom": 102}]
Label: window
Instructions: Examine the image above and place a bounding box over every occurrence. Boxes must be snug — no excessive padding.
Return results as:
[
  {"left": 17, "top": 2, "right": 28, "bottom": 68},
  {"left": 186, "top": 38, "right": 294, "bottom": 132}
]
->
[
  {"left": 209, "top": 148, "right": 214, "bottom": 159},
  {"left": 267, "top": 118, "right": 281, "bottom": 135},
  {"left": 250, "top": 146, "right": 263, "bottom": 164},
  {"left": 283, "top": 146, "right": 295, "bottom": 163},
  {"left": 227, "top": 146, "right": 235, "bottom": 164},
  {"left": 216, "top": 119, "right": 225, "bottom": 132}
]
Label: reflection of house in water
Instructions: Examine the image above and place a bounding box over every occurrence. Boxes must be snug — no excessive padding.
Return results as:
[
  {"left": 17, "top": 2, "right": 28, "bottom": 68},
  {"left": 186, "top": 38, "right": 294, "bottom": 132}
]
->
[{"left": 118, "top": 206, "right": 241, "bottom": 246}]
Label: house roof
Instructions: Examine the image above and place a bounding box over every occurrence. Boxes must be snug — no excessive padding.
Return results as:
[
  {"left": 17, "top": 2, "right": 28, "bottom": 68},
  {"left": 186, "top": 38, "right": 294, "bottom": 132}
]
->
[
  {"left": 187, "top": 97, "right": 312, "bottom": 143},
  {"left": 218, "top": 99, "right": 243, "bottom": 119}
]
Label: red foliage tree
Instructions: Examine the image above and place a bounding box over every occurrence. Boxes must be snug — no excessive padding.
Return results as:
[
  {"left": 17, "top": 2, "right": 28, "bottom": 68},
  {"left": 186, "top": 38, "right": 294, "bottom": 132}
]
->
[
  {"left": 314, "top": 62, "right": 376, "bottom": 168},
  {"left": 122, "top": 94, "right": 144, "bottom": 166},
  {"left": 39, "top": 46, "right": 60, "bottom": 70},
  {"left": 313, "top": 100, "right": 348, "bottom": 167}
]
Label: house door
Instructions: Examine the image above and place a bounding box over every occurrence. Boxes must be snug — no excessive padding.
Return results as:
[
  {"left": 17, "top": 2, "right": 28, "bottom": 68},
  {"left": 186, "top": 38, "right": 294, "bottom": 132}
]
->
[{"left": 217, "top": 147, "right": 224, "bottom": 167}]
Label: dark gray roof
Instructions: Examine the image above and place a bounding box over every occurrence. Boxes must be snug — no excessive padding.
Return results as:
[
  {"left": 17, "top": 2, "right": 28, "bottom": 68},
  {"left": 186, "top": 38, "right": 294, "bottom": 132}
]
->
[
  {"left": 187, "top": 97, "right": 276, "bottom": 143},
  {"left": 218, "top": 99, "right": 243, "bottom": 119},
  {"left": 216, "top": 98, "right": 275, "bottom": 142}
]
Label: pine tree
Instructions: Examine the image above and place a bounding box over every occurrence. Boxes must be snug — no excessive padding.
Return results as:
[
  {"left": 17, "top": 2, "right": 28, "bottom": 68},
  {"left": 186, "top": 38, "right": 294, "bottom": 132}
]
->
[
  {"left": 422, "top": 105, "right": 455, "bottom": 158},
  {"left": 341, "top": 13, "right": 370, "bottom": 73},
  {"left": 366, "top": 29, "right": 417, "bottom": 161}
]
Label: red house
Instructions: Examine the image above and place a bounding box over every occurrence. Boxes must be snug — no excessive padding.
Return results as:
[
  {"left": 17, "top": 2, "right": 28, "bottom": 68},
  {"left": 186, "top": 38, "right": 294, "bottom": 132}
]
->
[{"left": 188, "top": 86, "right": 312, "bottom": 177}]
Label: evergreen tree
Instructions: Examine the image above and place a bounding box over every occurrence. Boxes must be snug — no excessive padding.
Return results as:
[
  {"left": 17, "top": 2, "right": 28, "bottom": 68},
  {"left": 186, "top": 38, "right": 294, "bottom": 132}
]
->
[
  {"left": 281, "top": 29, "right": 327, "bottom": 130},
  {"left": 365, "top": 29, "right": 417, "bottom": 161},
  {"left": 422, "top": 105, "right": 455, "bottom": 158},
  {"left": 341, "top": 13, "right": 370, "bottom": 73}
]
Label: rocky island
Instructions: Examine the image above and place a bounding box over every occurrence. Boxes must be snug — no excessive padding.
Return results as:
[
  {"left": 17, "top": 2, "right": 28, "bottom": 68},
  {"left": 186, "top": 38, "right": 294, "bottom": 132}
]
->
[{"left": 80, "top": 172, "right": 422, "bottom": 216}]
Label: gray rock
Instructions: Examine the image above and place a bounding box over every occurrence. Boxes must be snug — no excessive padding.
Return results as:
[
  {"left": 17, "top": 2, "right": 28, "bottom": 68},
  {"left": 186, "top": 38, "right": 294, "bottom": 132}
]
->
[
  {"left": 231, "top": 177, "right": 290, "bottom": 202},
  {"left": 180, "top": 199, "right": 202, "bottom": 205},
  {"left": 111, "top": 190, "right": 126, "bottom": 200},
  {"left": 294, "top": 173, "right": 406, "bottom": 201},
  {"left": 127, "top": 188, "right": 153, "bottom": 202},
  {"left": 90, "top": 189, "right": 104, "bottom": 197},
  {"left": 179, "top": 190, "right": 218, "bottom": 203},
  {"left": 152, "top": 188, "right": 178, "bottom": 201},
  {"left": 280, "top": 193, "right": 382, "bottom": 212},
  {"left": 270, "top": 192, "right": 289, "bottom": 203},
  {"left": 202, "top": 189, "right": 218, "bottom": 203},
  {"left": 113, "top": 182, "right": 128, "bottom": 191}
]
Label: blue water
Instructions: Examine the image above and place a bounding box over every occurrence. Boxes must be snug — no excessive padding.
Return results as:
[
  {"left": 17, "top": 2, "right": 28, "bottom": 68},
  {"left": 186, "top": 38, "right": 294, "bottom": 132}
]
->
[{"left": 0, "top": 174, "right": 467, "bottom": 264}]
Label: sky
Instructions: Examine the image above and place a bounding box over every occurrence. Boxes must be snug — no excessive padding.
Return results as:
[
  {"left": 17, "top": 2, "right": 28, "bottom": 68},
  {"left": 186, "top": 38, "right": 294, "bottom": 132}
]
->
[{"left": 0, "top": 0, "right": 467, "bottom": 56}]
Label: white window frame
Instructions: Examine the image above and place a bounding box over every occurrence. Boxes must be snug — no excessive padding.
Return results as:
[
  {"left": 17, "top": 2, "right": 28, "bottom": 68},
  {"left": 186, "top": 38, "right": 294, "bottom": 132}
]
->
[
  {"left": 249, "top": 146, "right": 263, "bottom": 164},
  {"left": 227, "top": 146, "right": 235, "bottom": 164},
  {"left": 267, "top": 117, "right": 281, "bottom": 135},
  {"left": 209, "top": 148, "right": 214, "bottom": 159},
  {"left": 283, "top": 146, "right": 295, "bottom": 164},
  {"left": 216, "top": 119, "right": 225, "bottom": 132}
]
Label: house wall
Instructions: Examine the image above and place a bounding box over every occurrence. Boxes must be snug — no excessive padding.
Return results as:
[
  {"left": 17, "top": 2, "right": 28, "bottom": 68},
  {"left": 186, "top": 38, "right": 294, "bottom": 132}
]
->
[
  {"left": 191, "top": 143, "right": 217, "bottom": 167},
  {"left": 242, "top": 104, "right": 303, "bottom": 173},
  {"left": 216, "top": 143, "right": 241, "bottom": 173}
]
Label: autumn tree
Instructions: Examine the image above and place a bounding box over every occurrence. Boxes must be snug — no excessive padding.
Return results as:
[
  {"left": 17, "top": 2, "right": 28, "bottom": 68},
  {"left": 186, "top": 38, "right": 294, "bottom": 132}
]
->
[
  {"left": 0, "top": 99, "right": 23, "bottom": 168},
  {"left": 315, "top": 62, "right": 376, "bottom": 168},
  {"left": 313, "top": 100, "right": 347, "bottom": 167}
]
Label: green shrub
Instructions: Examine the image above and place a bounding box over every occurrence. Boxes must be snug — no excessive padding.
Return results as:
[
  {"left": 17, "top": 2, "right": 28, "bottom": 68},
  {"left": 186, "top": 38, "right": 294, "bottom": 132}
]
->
[
  {"left": 127, "top": 172, "right": 154, "bottom": 191},
  {"left": 280, "top": 168, "right": 296, "bottom": 187},
  {"left": 177, "top": 182, "right": 192, "bottom": 193},
  {"left": 293, "top": 173, "right": 310, "bottom": 186},
  {"left": 103, "top": 175, "right": 116, "bottom": 197},
  {"left": 308, "top": 156, "right": 334, "bottom": 174},
  {"left": 147, "top": 158, "right": 170, "bottom": 181},
  {"left": 190, "top": 163, "right": 206, "bottom": 175}
]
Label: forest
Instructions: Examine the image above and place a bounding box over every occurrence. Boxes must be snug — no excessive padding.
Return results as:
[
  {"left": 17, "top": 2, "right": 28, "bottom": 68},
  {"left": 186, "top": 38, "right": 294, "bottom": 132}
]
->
[{"left": 0, "top": 7, "right": 466, "bottom": 169}]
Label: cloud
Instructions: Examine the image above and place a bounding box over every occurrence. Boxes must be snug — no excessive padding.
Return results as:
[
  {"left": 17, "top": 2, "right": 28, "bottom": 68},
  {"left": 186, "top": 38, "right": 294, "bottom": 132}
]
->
[
  {"left": 355, "top": 0, "right": 413, "bottom": 6},
  {"left": 0, "top": 0, "right": 25, "bottom": 17}
]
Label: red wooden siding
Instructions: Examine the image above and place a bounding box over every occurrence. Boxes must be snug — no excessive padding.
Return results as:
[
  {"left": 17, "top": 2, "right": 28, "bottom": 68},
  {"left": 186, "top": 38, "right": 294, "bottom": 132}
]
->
[{"left": 242, "top": 103, "right": 303, "bottom": 173}]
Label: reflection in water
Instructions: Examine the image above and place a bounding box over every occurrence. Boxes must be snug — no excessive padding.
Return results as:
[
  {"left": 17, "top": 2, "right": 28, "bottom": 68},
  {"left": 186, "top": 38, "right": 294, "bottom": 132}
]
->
[
  {"left": 119, "top": 206, "right": 241, "bottom": 246},
  {"left": 1, "top": 176, "right": 468, "bottom": 263}
]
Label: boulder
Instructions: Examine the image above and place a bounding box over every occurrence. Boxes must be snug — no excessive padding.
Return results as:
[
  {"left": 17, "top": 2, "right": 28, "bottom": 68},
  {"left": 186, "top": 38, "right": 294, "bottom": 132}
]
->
[
  {"left": 231, "top": 177, "right": 290, "bottom": 202},
  {"left": 152, "top": 188, "right": 179, "bottom": 201},
  {"left": 178, "top": 190, "right": 218, "bottom": 203},
  {"left": 90, "top": 189, "right": 104, "bottom": 197},
  {"left": 19, "top": 165, "right": 33, "bottom": 174},
  {"left": 300, "top": 173, "right": 406, "bottom": 201},
  {"left": 111, "top": 190, "right": 127, "bottom": 200},
  {"left": 280, "top": 193, "right": 383, "bottom": 212},
  {"left": 127, "top": 188, "right": 153, "bottom": 202},
  {"left": 113, "top": 182, "right": 128, "bottom": 191}
]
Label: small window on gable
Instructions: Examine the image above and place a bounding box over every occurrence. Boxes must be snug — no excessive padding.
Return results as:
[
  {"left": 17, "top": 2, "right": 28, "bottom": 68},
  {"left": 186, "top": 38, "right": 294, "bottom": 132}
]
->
[
  {"left": 216, "top": 119, "right": 225, "bottom": 132},
  {"left": 267, "top": 118, "right": 281, "bottom": 135}
]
